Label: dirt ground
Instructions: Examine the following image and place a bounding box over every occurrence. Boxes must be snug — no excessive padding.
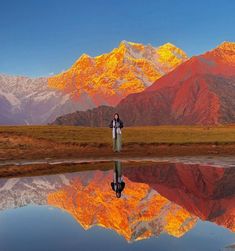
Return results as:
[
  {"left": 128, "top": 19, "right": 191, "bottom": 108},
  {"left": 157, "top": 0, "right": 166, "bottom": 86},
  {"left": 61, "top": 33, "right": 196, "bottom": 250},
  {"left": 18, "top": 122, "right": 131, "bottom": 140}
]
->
[{"left": 0, "top": 131, "right": 234, "bottom": 162}]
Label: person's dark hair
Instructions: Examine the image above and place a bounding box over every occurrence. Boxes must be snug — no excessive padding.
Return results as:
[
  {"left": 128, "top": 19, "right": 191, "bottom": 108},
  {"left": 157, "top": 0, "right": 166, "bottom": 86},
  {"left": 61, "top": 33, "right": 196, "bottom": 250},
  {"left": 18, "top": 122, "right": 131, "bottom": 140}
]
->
[
  {"left": 114, "top": 113, "right": 120, "bottom": 121},
  {"left": 116, "top": 191, "right": 121, "bottom": 198}
]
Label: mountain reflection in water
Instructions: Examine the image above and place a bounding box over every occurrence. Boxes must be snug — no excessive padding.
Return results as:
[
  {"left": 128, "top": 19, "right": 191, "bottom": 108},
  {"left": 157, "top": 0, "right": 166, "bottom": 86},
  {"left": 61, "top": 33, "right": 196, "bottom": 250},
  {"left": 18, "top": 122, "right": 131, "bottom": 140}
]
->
[{"left": 0, "top": 160, "right": 234, "bottom": 248}]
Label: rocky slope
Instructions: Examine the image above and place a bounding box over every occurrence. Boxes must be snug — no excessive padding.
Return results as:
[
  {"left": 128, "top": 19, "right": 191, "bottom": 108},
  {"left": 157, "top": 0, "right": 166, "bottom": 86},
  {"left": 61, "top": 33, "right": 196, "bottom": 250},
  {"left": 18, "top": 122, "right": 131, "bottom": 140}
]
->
[{"left": 53, "top": 42, "right": 235, "bottom": 126}]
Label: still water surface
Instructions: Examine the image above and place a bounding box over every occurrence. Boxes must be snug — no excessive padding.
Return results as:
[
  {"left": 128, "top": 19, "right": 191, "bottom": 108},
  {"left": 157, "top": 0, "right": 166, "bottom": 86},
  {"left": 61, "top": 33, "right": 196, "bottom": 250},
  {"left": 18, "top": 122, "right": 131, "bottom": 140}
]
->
[{"left": 0, "top": 158, "right": 234, "bottom": 251}]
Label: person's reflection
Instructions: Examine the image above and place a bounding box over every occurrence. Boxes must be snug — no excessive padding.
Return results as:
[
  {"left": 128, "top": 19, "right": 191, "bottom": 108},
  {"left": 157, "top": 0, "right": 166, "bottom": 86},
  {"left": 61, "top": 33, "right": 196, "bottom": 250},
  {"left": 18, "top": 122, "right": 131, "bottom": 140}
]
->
[{"left": 111, "top": 161, "right": 125, "bottom": 198}]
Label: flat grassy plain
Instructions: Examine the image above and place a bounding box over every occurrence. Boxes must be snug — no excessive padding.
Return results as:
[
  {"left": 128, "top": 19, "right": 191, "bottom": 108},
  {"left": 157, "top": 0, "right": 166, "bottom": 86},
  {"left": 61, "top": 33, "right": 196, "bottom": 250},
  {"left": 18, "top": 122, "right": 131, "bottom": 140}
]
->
[
  {"left": 1, "top": 125, "right": 235, "bottom": 144},
  {"left": 0, "top": 125, "right": 235, "bottom": 160}
]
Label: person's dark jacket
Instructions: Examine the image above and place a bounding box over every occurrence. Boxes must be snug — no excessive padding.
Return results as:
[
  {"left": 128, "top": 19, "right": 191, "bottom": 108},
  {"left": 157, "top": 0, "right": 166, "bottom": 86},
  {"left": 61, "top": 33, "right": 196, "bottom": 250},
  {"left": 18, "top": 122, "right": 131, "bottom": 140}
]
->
[{"left": 109, "top": 119, "right": 124, "bottom": 129}]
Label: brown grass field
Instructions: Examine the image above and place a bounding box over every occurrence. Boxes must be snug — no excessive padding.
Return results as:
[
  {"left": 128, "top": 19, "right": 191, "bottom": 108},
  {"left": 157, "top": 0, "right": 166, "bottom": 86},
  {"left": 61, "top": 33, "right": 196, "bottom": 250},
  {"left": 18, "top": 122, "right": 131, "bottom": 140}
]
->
[{"left": 0, "top": 125, "right": 235, "bottom": 161}]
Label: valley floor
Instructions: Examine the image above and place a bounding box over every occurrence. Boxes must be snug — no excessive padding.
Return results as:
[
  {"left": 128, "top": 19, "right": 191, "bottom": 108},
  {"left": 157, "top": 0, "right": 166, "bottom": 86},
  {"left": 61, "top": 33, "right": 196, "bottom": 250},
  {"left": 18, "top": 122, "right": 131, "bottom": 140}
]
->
[{"left": 0, "top": 125, "right": 234, "bottom": 161}]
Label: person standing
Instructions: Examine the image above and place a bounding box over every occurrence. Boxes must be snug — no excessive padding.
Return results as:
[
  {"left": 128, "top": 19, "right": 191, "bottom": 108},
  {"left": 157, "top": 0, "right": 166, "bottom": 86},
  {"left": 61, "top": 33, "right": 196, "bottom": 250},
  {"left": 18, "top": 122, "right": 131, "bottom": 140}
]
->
[{"left": 109, "top": 113, "right": 123, "bottom": 152}]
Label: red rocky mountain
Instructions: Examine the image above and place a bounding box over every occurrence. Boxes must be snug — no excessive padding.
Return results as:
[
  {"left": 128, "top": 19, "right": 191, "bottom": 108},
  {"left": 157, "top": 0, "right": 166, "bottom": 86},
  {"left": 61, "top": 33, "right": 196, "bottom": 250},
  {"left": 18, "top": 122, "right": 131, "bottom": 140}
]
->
[
  {"left": 123, "top": 162, "right": 235, "bottom": 232},
  {"left": 53, "top": 42, "right": 235, "bottom": 126}
]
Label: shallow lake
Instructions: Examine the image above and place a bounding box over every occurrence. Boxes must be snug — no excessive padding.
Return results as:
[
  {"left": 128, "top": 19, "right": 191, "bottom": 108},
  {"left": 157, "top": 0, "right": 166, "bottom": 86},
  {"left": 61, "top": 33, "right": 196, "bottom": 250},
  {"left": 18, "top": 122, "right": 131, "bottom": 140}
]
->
[{"left": 0, "top": 157, "right": 235, "bottom": 251}]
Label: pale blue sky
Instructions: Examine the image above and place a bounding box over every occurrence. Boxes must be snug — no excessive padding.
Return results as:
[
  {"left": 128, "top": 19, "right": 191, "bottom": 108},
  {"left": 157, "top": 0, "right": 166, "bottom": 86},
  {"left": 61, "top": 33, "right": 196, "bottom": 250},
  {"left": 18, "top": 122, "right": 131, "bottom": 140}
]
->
[{"left": 0, "top": 0, "right": 234, "bottom": 77}]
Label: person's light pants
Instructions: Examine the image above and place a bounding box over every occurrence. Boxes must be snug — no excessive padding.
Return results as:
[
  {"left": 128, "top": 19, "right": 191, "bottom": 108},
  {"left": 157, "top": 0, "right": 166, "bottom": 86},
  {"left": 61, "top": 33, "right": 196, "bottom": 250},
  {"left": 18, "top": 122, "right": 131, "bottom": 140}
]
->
[{"left": 113, "top": 134, "right": 122, "bottom": 152}]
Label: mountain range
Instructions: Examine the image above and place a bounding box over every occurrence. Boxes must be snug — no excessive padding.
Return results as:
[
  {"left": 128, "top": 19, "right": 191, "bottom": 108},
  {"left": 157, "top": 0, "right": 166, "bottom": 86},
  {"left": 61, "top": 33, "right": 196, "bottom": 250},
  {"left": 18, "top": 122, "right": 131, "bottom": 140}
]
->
[
  {"left": 47, "top": 168, "right": 197, "bottom": 241},
  {"left": 0, "top": 41, "right": 187, "bottom": 125},
  {"left": 53, "top": 42, "right": 235, "bottom": 126},
  {"left": 0, "top": 162, "right": 234, "bottom": 241},
  {"left": 0, "top": 75, "right": 81, "bottom": 124}
]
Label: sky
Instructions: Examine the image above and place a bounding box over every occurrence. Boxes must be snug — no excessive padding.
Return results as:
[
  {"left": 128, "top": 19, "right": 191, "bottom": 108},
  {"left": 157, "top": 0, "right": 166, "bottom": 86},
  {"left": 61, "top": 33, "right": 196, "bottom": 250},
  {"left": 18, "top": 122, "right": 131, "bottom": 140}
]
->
[{"left": 0, "top": 0, "right": 234, "bottom": 77}]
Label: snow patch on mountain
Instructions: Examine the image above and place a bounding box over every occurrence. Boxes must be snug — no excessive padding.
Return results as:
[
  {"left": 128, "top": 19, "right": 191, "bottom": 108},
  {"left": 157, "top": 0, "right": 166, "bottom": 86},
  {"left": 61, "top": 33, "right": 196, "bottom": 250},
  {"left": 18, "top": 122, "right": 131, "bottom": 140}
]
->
[{"left": 0, "top": 74, "right": 92, "bottom": 124}]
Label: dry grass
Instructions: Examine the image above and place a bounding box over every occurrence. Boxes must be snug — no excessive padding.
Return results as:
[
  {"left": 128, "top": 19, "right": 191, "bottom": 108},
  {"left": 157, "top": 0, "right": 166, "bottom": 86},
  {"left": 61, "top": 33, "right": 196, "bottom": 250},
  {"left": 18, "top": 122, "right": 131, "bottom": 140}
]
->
[
  {"left": 0, "top": 124, "right": 235, "bottom": 145},
  {"left": 0, "top": 125, "right": 235, "bottom": 160}
]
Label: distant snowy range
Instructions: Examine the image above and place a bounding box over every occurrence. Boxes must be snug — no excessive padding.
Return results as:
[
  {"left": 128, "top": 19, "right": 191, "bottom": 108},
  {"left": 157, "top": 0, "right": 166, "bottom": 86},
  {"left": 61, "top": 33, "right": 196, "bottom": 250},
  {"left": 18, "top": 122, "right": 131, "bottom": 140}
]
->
[{"left": 0, "top": 74, "right": 84, "bottom": 125}]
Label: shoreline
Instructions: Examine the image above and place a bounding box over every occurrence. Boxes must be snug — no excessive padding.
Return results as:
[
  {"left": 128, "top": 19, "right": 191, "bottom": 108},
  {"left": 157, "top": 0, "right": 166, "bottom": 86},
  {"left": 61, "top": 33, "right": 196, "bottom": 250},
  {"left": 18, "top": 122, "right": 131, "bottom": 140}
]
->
[
  {"left": 0, "top": 155, "right": 234, "bottom": 179},
  {"left": 1, "top": 142, "right": 235, "bottom": 161},
  {"left": 1, "top": 155, "right": 235, "bottom": 167}
]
